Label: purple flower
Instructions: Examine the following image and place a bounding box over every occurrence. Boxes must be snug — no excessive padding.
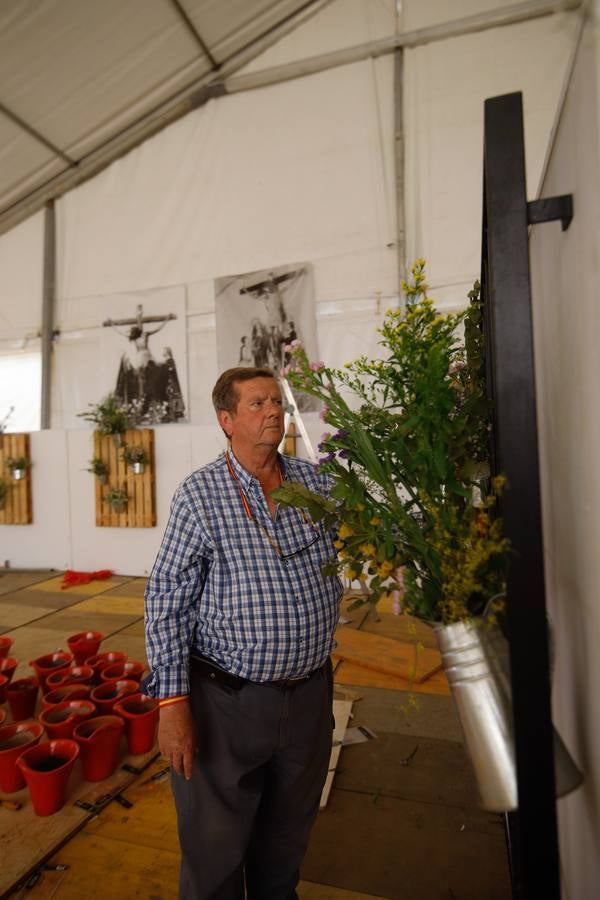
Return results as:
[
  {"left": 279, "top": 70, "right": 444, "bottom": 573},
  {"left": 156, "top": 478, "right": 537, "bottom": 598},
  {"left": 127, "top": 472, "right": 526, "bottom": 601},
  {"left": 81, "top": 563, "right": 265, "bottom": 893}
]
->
[{"left": 338, "top": 449, "right": 349, "bottom": 459}]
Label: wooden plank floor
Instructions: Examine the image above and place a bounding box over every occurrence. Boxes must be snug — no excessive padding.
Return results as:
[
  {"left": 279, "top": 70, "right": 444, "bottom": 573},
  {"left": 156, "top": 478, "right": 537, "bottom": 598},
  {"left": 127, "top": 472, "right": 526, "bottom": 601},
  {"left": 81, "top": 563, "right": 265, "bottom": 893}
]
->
[{"left": 1, "top": 570, "right": 509, "bottom": 900}]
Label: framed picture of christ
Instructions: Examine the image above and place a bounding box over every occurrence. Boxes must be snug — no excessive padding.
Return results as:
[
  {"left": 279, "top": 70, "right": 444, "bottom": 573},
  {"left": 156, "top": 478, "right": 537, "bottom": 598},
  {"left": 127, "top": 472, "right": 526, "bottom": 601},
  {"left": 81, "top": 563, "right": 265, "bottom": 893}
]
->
[
  {"left": 214, "top": 262, "right": 319, "bottom": 411},
  {"left": 99, "top": 288, "right": 187, "bottom": 424}
]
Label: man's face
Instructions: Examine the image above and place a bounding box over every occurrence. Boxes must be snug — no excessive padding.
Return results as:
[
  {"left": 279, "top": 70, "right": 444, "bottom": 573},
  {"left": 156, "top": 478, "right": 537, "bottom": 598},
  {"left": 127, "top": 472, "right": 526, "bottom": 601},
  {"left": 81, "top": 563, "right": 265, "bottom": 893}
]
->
[{"left": 218, "top": 377, "right": 284, "bottom": 452}]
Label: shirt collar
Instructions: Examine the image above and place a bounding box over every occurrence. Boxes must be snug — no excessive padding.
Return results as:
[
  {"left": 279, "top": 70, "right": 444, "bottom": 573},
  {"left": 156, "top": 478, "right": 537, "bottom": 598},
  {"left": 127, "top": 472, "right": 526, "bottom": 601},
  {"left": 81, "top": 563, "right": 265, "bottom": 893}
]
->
[{"left": 226, "top": 448, "right": 286, "bottom": 491}]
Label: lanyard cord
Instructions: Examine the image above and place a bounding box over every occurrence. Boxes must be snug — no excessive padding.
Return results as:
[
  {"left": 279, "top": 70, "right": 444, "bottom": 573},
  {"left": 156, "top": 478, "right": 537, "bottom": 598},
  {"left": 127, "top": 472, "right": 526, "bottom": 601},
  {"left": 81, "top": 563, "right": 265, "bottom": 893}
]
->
[
  {"left": 225, "top": 451, "right": 317, "bottom": 559},
  {"left": 225, "top": 450, "right": 285, "bottom": 557}
]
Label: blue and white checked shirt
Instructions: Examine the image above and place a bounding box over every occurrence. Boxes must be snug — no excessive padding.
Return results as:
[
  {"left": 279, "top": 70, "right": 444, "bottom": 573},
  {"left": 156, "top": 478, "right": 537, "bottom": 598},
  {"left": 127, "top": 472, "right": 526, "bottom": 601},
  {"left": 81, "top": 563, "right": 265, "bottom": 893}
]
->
[{"left": 143, "top": 451, "right": 343, "bottom": 698}]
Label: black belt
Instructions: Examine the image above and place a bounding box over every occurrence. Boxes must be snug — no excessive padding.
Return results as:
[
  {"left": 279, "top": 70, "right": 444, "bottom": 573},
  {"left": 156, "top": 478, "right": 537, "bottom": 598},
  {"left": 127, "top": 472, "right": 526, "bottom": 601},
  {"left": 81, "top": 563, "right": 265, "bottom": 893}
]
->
[{"left": 190, "top": 654, "right": 321, "bottom": 691}]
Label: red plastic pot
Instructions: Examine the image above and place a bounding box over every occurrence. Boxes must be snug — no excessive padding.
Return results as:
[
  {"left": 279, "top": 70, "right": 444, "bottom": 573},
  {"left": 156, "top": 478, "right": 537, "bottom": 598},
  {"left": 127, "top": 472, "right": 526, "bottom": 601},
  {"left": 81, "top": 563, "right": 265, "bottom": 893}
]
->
[
  {"left": 42, "top": 684, "right": 92, "bottom": 709},
  {"left": 0, "top": 657, "right": 18, "bottom": 684},
  {"left": 100, "top": 660, "right": 145, "bottom": 684},
  {"left": 0, "top": 673, "right": 8, "bottom": 704},
  {"left": 85, "top": 651, "right": 127, "bottom": 684},
  {"left": 39, "top": 700, "right": 97, "bottom": 740},
  {"left": 0, "top": 636, "right": 14, "bottom": 659},
  {"left": 29, "top": 652, "right": 73, "bottom": 694},
  {"left": 90, "top": 679, "right": 139, "bottom": 715},
  {"left": 6, "top": 676, "right": 39, "bottom": 721},
  {"left": 67, "top": 631, "right": 104, "bottom": 666},
  {"left": 45, "top": 665, "right": 94, "bottom": 691},
  {"left": 16, "top": 739, "right": 79, "bottom": 816},
  {"left": 0, "top": 720, "right": 44, "bottom": 792},
  {"left": 113, "top": 693, "right": 159, "bottom": 755},
  {"left": 73, "top": 715, "right": 124, "bottom": 782}
]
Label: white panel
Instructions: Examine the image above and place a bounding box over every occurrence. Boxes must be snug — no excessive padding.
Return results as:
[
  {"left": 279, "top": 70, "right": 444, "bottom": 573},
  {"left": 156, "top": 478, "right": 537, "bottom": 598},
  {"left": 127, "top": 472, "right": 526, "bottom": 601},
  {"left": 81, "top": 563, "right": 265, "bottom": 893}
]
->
[
  {"left": 529, "top": 20, "right": 600, "bottom": 900},
  {"left": 0, "top": 430, "right": 71, "bottom": 569}
]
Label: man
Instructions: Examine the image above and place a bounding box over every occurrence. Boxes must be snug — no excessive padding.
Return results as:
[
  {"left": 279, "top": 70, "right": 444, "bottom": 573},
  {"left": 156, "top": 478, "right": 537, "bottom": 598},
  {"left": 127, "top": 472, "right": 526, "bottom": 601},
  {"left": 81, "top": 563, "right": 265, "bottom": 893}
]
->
[{"left": 143, "top": 367, "right": 342, "bottom": 900}]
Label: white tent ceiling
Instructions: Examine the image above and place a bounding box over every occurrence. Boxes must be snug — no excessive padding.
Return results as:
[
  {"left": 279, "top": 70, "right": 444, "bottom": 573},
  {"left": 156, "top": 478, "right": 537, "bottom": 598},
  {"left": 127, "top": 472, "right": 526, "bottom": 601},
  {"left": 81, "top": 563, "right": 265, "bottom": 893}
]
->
[{"left": 0, "top": 0, "right": 328, "bottom": 233}]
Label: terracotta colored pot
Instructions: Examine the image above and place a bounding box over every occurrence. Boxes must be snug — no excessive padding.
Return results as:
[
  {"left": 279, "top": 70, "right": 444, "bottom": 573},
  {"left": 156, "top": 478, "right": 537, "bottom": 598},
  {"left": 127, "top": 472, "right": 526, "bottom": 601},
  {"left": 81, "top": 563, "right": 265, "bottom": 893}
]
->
[
  {"left": 29, "top": 652, "right": 73, "bottom": 694},
  {"left": 39, "top": 700, "right": 97, "bottom": 740},
  {"left": 85, "top": 651, "right": 127, "bottom": 684},
  {"left": 67, "top": 631, "right": 104, "bottom": 666},
  {"left": 6, "top": 677, "right": 39, "bottom": 721},
  {"left": 0, "top": 720, "right": 44, "bottom": 792},
  {"left": 0, "top": 673, "right": 8, "bottom": 704},
  {"left": 0, "top": 657, "right": 18, "bottom": 684},
  {"left": 45, "top": 665, "right": 94, "bottom": 691},
  {"left": 90, "top": 679, "right": 139, "bottom": 715},
  {"left": 0, "top": 636, "right": 14, "bottom": 659},
  {"left": 100, "top": 661, "right": 145, "bottom": 684},
  {"left": 113, "top": 693, "right": 159, "bottom": 755},
  {"left": 73, "top": 715, "right": 124, "bottom": 782},
  {"left": 42, "top": 684, "right": 92, "bottom": 709},
  {"left": 17, "top": 739, "right": 79, "bottom": 816}
]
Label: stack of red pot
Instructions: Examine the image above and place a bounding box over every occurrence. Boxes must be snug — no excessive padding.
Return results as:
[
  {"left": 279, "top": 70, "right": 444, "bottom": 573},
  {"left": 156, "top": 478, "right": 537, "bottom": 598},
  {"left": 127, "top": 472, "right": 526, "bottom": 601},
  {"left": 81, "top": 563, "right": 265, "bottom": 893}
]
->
[{"left": 0, "top": 631, "right": 158, "bottom": 817}]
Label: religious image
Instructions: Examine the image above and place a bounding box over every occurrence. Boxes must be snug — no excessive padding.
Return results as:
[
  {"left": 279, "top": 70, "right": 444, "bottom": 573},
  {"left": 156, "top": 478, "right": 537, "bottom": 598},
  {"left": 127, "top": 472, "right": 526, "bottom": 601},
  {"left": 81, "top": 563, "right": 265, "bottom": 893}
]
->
[
  {"left": 215, "top": 262, "right": 319, "bottom": 411},
  {"left": 102, "top": 303, "right": 186, "bottom": 424}
]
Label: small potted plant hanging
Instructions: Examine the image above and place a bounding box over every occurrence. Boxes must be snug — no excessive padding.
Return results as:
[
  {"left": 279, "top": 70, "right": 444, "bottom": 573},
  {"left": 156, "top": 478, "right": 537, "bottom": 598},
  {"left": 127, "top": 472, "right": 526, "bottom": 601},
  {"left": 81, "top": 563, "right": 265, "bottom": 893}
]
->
[
  {"left": 86, "top": 457, "right": 109, "bottom": 484},
  {"left": 103, "top": 487, "right": 129, "bottom": 513},
  {"left": 122, "top": 445, "right": 149, "bottom": 475},
  {"left": 77, "top": 393, "right": 132, "bottom": 447},
  {"left": 5, "top": 456, "right": 31, "bottom": 481}
]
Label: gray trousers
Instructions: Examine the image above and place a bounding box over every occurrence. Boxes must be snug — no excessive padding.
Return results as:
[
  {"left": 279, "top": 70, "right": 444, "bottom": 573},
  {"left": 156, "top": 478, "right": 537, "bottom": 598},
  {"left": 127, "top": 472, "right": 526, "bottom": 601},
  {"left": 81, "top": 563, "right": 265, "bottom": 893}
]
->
[{"left": 171, "top": 660, "right": 334, "bottom": 900}]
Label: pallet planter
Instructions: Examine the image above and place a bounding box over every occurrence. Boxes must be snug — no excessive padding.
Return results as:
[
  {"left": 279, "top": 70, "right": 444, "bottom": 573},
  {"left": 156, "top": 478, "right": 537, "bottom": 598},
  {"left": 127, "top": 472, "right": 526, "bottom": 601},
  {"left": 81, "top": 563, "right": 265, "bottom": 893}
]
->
[
  {"left": 0, "top": 433, "right": 32, "bottom": 525},
  {"left": 93, "top": 429, "right": 156, "bottom": 528}
]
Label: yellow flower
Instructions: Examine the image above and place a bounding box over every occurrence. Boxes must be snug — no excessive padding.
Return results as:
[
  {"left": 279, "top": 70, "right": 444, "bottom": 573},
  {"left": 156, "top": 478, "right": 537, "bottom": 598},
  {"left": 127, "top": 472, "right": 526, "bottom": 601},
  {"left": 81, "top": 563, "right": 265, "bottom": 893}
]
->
[
  {"left": 359, "top": 543, "right": 377, "bottom": 558},
  {"left": 345, "top": 567, "right": 359, "bottom": 580},
  {"left": 338, "top": 523, "right": 354, "bottom": 539},
  {"left": 369, "top": 517, "right": 382, "bottom": 526},
  {"left": 376, "top": 560, "right": 394, "bottom": 577},
  {"left": 333, "top": 539, "right": 345, "bottom": 550}
]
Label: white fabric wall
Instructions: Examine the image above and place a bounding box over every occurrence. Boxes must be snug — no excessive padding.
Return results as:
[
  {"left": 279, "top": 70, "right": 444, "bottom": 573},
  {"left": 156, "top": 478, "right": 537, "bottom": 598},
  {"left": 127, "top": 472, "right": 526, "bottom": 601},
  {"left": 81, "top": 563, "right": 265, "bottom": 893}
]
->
[
  {"left": 529, "top": 12, "right": 600, "bottom": 899},
  {"left": 403, "top": 4, "right": 580, "bottom": 308},
  {"left": 0, "top": 0, "right": 583, "bottom": 574}
]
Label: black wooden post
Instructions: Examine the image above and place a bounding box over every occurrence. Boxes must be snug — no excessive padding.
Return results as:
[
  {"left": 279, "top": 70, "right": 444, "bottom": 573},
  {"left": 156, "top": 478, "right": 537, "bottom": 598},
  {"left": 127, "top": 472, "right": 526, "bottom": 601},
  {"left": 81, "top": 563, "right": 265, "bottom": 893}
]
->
[{"left": 481, "top": 91, "right": 561, "bottom": 899}]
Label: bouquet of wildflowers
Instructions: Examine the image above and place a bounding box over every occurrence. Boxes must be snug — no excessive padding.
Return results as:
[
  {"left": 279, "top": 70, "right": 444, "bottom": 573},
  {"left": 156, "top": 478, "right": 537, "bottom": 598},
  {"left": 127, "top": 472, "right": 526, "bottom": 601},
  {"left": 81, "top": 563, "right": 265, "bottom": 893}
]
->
[{"left": 273, "top": 261, "right": 509, "bottom": 623}]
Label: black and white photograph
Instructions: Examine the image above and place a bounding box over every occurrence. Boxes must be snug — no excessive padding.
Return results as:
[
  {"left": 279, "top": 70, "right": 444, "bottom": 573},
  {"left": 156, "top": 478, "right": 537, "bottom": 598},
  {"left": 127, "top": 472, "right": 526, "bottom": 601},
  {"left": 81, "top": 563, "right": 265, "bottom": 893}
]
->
[
  {"left": 214, "top": 262, "right": 319, "bottom": 411},
  {"left": 99, "top": 288, "right": 187, "bottom": 424}
]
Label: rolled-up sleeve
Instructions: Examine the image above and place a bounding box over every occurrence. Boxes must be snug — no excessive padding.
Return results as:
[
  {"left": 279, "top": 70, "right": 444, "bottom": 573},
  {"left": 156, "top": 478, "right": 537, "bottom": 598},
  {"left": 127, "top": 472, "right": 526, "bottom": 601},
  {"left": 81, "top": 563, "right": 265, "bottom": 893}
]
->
[{"left": 142, "top": 485, "right": 211, "bottom": 698}]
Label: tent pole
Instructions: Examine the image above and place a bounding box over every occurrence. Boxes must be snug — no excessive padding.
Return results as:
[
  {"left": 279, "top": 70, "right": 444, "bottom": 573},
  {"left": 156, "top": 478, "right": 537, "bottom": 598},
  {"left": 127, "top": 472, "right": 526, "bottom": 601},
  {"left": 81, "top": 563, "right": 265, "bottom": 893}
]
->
[{"left": 40, "top": 201, "right": 56, "bottom": 430}]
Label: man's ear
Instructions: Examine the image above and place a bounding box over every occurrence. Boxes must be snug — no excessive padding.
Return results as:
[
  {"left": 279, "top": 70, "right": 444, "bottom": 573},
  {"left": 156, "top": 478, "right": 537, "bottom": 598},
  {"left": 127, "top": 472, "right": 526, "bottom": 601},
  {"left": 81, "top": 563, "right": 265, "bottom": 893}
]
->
[{"left": 217, "top": 409, "right": 233, "bottom": 439}]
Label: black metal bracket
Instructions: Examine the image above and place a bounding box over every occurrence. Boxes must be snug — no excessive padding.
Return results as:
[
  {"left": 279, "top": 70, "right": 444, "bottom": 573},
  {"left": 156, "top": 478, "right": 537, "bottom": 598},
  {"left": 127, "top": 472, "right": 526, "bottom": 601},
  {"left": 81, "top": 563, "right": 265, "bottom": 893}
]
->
[{"left": 527, "top": 195, "right": 573, "bottom": 231}]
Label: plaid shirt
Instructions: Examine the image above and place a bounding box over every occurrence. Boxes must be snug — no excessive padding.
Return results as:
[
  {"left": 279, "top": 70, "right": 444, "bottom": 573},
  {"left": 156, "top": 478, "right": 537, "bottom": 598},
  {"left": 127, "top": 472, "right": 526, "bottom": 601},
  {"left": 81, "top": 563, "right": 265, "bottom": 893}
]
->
[{"left": 143, "top": 451, "right": 343, "bottom": 698}]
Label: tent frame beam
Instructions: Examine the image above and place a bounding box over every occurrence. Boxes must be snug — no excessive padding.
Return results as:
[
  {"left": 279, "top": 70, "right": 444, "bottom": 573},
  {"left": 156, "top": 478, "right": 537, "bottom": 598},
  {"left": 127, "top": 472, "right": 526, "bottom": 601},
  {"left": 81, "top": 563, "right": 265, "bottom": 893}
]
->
[{"left": 0, "top": 0, "right": 582, "bottom": 237}]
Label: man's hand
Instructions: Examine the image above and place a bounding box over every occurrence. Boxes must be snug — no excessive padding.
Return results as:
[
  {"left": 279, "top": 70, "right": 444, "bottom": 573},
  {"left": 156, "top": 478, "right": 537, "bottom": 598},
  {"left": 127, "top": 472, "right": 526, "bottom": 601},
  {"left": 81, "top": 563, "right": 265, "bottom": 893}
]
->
[{"left": 158, "top": 701, "right": 197, "bottom": 780}]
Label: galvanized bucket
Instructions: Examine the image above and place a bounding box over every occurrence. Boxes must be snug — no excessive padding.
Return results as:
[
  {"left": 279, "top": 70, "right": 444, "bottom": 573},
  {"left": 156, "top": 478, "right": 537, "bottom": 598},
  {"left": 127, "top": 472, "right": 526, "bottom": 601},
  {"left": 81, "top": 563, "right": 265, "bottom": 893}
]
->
[{"left": 434, "top": 618, "right": 582, "bottom": 811}]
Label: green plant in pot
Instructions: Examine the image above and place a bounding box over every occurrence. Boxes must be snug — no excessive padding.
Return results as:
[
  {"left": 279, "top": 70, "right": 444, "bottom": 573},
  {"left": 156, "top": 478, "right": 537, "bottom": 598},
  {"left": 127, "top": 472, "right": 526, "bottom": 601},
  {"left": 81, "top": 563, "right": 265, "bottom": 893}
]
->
[
  {"left": 103, "top": 486, "right": 129, "bottom": 512},
  {"left": 86, "top": 457, "right": 109, "bottom": 484},
  {"left": 5, "top": 456, "right": 31, "bottom": 481},
  {"left": 122, "top": 445, "right": 149, "bottom": 474},
  {"left": 78, "top": 393, "right": 132, "bottom": 446},
  {"left": 273, "top": 261, "right": 519, "bottom": 811},
  {"left": 273, "top": 260, "right": 509, "bottom": 626}
]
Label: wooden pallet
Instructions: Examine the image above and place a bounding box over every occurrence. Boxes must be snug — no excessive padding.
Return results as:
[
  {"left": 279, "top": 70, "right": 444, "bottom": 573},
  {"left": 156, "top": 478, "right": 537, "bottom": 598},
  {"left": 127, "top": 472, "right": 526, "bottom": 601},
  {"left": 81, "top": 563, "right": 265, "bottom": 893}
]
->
[
  {"left": 93, "top": 430, "right": 156, "bottom": 528},
  {"left": 0, "top": 432, "right": 32, "bottom": 525}
]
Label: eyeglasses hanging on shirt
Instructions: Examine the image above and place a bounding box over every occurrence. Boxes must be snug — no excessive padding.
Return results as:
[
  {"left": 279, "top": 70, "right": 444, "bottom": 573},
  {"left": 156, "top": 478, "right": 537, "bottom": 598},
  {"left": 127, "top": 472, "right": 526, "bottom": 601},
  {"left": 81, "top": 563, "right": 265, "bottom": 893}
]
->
[{"left": 225, "top": 451, "right": 319, "bottom": 560}]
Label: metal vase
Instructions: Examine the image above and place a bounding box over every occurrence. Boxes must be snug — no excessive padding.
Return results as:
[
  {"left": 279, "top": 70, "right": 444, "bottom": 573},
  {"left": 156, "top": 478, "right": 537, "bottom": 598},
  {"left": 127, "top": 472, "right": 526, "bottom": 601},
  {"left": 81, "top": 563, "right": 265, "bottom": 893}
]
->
[
  {"left": 11, "top": 468, "right": 25, "bottom": 481},
  {"left": 434, "top": 619, "right": 583, "bottom": 812}
]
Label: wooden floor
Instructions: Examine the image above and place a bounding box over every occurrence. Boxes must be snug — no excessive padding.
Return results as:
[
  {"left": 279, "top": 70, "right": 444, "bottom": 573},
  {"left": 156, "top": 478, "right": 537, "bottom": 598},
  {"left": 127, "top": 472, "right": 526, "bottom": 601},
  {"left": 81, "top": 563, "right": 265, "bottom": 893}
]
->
[{"left": 0, "top": 570, "right": 511, "bottom": 900}]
